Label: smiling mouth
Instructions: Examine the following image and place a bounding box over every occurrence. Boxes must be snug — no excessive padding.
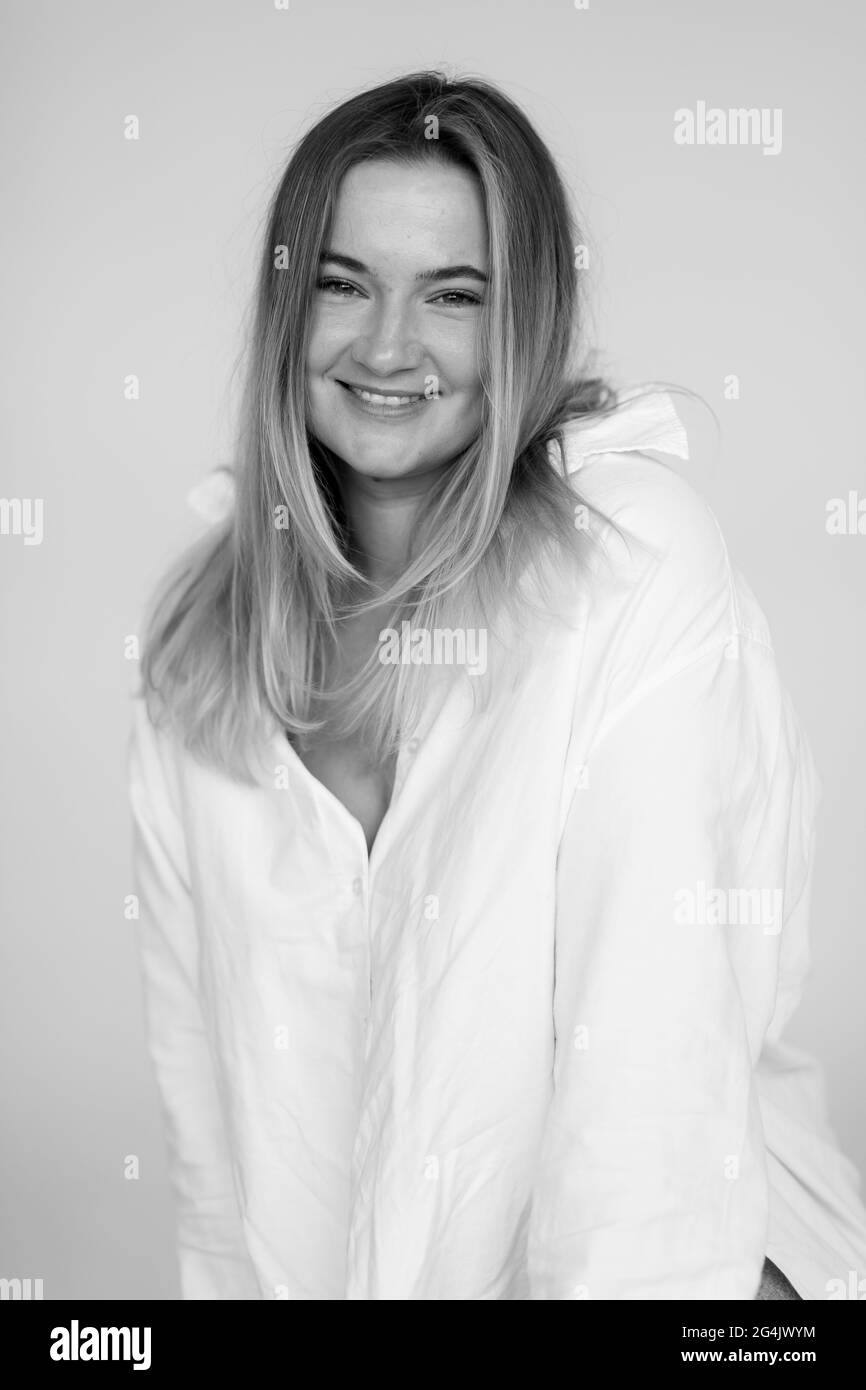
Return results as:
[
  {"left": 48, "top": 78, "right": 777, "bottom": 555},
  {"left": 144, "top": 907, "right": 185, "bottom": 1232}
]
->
[{"left": 337, "top": 380, "right": 429, "bottom": 406}]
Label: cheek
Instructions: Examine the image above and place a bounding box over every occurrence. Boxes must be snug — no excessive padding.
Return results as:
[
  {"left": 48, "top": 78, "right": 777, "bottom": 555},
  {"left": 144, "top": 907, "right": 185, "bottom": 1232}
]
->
[
  {"left": 306, "top": 308, "right": 351, "bottom": 374},
  {"left": 449, "top": 364, "right": 483, "bottom": 415},
  {"left": 305, "top": 321, "right": 331, "bottom": 377},
  {"left": 438, "top": 327, "right": 482, "bottom": 397}
]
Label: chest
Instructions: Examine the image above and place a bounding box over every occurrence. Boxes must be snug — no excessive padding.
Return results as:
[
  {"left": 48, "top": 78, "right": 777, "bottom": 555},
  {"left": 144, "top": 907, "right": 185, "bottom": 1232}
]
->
[
  {"left": 294, "top": 733, "right": 397, "bottom": 855},
  {"left": 291, "top": 605, "right": 399, "bottom": 854}
]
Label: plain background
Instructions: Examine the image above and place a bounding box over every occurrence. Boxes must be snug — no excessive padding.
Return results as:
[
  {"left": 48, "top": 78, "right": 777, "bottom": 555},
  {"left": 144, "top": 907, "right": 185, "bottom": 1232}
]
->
[{"left": 2, "top": 0, "right": 864, "bottom": 1298}]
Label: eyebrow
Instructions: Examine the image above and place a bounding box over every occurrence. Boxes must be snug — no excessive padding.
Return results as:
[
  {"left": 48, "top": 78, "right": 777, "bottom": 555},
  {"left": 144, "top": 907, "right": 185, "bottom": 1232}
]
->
[{"left": 319, "top": 250, "right": 488, "bottom": 285}]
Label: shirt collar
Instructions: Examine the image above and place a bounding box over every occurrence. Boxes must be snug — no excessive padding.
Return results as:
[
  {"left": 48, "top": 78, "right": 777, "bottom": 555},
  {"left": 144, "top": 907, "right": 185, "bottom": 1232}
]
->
[{"left": 553, "top": 387, "right": 690, "bottom": 474}]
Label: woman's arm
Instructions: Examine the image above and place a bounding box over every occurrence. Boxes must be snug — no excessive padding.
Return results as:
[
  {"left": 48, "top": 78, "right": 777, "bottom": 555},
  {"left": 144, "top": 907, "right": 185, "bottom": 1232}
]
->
[
  {"left": 128, "top": 698, "right": 261, "bottom": 1299},
  {"left": 528, "top": 632, "right": 813, "bottom": 1299}
]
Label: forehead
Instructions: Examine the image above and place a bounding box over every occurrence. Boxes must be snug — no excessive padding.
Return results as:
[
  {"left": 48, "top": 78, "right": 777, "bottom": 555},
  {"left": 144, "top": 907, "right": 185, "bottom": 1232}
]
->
[{"left": 328, "top": 159, "right": 488, "bottom": 270}]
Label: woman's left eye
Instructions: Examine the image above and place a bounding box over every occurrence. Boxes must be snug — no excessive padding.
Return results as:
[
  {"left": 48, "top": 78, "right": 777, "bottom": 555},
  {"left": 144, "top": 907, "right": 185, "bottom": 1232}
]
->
[{"left": 431, "top": 290, "right": 482, "bottom": 307}]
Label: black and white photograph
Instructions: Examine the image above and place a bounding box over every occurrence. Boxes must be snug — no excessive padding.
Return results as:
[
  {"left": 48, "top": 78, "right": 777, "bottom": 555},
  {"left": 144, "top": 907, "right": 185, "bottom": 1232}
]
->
[{"left": 3, "top": 0, "right": 865, "bottom": 1354}]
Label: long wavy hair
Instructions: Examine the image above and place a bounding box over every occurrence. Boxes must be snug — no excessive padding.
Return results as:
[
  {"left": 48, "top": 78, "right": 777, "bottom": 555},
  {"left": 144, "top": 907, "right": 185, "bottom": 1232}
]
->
[{"left": 138, "top": 70, "right": 626, "bottom": 782}]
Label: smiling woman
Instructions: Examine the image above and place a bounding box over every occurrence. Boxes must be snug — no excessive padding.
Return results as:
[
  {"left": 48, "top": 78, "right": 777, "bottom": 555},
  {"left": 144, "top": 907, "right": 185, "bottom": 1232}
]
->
[
  {"left": 129, "top": 71, "right": 866, "bottom": 1301},
  {"left": 309, "top": 161, "right": 487, "bottom": 467}
]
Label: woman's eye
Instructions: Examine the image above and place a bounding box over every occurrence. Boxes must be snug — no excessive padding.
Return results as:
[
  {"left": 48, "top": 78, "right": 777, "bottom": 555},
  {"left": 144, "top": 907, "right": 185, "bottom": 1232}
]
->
[
  {"left": 432, "top": 290, "right": 482, "bottom": 307},
  {"left": 316, "top": 277, "right": 361, "bottom": 296},
  {"left": 315, "top": 280, "right": 481, "bottom": 306}
]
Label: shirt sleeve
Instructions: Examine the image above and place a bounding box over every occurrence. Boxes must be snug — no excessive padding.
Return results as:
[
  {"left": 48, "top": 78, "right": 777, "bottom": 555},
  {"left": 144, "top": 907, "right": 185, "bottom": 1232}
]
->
[
  {"left": 128, "top": 697, "right": 261, "bottom": 1299},
  {"left": 527, "top": 629, "right": 817, "bottom": 1299}
]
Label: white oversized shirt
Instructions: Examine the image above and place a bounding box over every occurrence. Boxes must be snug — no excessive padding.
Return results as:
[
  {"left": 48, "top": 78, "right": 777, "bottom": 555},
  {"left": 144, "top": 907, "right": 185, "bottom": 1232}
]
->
[{"left": 128, "top": 389, "right": 866, "bottom": 1300}]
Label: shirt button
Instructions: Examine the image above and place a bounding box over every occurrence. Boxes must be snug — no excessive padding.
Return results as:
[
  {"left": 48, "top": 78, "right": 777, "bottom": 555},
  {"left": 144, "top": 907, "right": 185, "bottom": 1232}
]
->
[{"left": 352, "top": 877, "right": 363, "bottom": 896}]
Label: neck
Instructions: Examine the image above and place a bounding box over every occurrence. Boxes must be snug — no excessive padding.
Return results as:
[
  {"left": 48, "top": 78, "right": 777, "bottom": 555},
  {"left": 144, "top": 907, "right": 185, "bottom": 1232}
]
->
[{"left": 334, "top": 459, "right": 449, "bottom": 589}]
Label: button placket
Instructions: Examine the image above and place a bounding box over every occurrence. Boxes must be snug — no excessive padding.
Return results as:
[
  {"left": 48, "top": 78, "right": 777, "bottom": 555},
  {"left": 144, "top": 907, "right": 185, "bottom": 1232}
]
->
[
  {"left": 358, "top": 730, "right": 424, "bottom": 1045},
  {"left": 349, "top": 865, "right": 372, "bottom": 1020}
]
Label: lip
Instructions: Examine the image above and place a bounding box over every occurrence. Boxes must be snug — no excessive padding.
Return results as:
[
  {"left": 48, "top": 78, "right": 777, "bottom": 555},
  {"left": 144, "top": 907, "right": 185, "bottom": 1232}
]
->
[{"left": 335, "top": 379, "right": 433, "bottom": 420}]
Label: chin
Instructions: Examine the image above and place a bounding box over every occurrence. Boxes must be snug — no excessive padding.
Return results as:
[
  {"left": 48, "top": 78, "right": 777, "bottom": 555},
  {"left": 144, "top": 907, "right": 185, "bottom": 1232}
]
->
[
  {"left": 312, "top": 426, "right": 436, "bottom": 475},
  {"left": 339, "top": 446, "right": 436, "bottom": 480}
]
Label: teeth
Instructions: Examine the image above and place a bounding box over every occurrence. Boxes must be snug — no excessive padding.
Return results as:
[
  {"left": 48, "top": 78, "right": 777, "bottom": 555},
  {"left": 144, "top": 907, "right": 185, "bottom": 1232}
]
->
[{"left": 348, "top": 385, "right": 422, "bottom": 405}]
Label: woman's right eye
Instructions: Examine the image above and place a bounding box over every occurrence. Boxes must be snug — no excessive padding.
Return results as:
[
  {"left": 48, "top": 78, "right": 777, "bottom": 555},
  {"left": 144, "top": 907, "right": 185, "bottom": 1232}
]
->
[{"left": 316, "top": 277, "right": 362, "bottom": 297}]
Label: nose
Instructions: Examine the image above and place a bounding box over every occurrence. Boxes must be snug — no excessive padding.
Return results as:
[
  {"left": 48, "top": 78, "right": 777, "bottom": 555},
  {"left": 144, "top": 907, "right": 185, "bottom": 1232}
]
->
[{"left": 350, "top": 296, "right": 424, "bottom": 377}]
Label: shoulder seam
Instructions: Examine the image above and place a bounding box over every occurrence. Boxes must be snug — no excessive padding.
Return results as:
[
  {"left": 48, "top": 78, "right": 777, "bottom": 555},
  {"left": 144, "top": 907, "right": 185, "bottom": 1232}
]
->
[{"left": 589, "top": 627, "right": 774, "bottom": 756}]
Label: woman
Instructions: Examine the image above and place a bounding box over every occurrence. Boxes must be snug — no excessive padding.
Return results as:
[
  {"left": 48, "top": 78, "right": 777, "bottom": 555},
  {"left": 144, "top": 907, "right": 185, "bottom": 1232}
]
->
[{"left": 129, "top": 71, "right": 866, "bottom": 1300}]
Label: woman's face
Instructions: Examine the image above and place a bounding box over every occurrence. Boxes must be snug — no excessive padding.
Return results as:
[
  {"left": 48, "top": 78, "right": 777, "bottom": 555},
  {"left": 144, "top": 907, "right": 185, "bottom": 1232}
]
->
[{"left": 306, "top": 158, "right": 487, "bottom": 484}]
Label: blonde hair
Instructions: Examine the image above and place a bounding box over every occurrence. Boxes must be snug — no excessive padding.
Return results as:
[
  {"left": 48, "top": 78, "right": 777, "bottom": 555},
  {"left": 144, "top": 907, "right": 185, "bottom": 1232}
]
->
[{"left": 139, "top": 71, "right": 624, "bottom": 782}]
